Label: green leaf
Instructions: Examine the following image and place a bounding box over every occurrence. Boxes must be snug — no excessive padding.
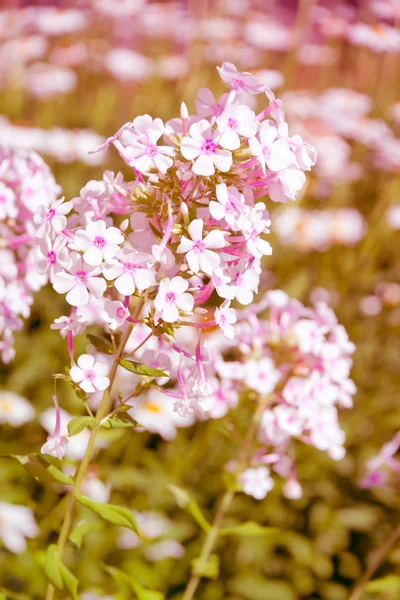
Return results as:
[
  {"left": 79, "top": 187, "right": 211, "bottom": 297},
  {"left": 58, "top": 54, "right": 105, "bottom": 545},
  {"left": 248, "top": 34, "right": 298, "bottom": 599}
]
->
[
  {"left": 101, "top": 412, "right": 137, "bottom": 429},
  {"left": 219, "top": 522, "right": 279, "bottom": 537},
  {"left": 75, "top": 494, "right": 139, "bottom": 533},
  {"left": 87, "top": 334, "right": 114, "bottom": 355},
  {"left": 59, "top": 561, "right": 79, "bottom": 600},
  {"left": 365, "top": 575, "right": 400, "bottom": 593},
  {"left": 45, "top": 545, "right": 63, "bottom": 590},
  {"left": 69, "top": 520, "right": 104, "bottom": 549},
  {"left": 6, "top": 454, "right": 73, "bottom": 485},
  {"left": 191, "top": 554, "right": 219, "bottom": 579},
  {"left": 67, "top": 416, "right": 97, "bottom": 437},
  {"left": 168, "top": 485, "right": 211, "bottom": 532},
  {"left": 104, "top": 565, "right": 165, "bottom": 600},
  {"left": 119, "top": 359, "right": 168, "bottom": 378}
]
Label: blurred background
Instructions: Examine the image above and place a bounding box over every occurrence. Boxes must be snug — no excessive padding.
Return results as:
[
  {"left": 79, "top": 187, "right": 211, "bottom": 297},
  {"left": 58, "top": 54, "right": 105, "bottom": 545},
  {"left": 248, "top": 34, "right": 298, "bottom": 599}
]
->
[{"left": 1, "top": 1, "right": 400, "bottom": 599}]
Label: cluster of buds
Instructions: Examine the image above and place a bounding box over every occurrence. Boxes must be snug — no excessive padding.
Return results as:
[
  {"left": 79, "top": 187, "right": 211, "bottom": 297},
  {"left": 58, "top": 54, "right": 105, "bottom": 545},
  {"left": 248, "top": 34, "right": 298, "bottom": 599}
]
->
[{"left": 0, "top": 146, "right": 61, "bottom": 362}]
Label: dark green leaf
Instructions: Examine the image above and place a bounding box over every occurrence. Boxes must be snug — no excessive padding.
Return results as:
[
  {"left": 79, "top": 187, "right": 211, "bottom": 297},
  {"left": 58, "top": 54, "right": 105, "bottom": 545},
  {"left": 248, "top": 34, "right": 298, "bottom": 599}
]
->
[
  {"left": 45, "top": 545, "right": 63, "bottom": 590},
  {"left": 6, "top": 454, "right": 73, "bottom": 485},
  {"left": 67, "top": 416, "right": 97, "bottom": 437},
  {"left": 119, "top": 359, "right": 168, "bottom": 378},
  {"left": 101, "top": 412, "right": 137, "bottom": 429},
  {"left": 59, "top": 561, "right": 79, "bottom": 600},
  {"left": 87, "top": 334, "right": 114, "bottom": 355},
  {"left": 75, "top": 494, "right": 139, "bottom": 533}
]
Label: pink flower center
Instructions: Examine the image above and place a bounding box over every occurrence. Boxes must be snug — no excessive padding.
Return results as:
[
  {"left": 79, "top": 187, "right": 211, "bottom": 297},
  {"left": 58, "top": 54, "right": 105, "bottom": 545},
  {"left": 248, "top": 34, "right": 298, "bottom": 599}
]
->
[
  {"left": 84, "top": 369, "right": 96, "bottom": 381},
  {"left": 123, "top": 262, "right": 136, "bottom": 272},
  {"left": 116, "top": 307, "right": 126, "bottom": 318},
  {"left": 75, "top": 270, "right": 88, "bottom": 283},
  {"left": 146, "top": 143, "right": 158, "bottom": 157},
  {"left": 0, "top": 194, "right": 6, "bottom": 204},
  {"left": 262, "top": 146, "right": 271, "bottom": 160},
  {"left": 46, "top": 208, "right": 56, "bottom": 221},
  {"left": 47, "top": 251, "right": 57, "bottom": 264},
  {"left": 227, "top": 117, "right": 238, "bottom": 130},
  {"left": 165, "top": 291, "right": 176, "bottom": 303},
  {"left": 93, "top": 236, "right": 106, "bottom": 248},
  {"left": 201, "top": 139, "right": 217, "bottom": 155},
  {"left": 192, "top": 240, "right": 206, "bottom": 254}
]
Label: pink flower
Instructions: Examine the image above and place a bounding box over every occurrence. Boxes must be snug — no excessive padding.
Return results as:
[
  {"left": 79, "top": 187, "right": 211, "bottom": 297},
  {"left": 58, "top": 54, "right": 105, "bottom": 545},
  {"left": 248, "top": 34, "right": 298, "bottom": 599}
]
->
[
  {"left": 228, "top": 263, "right": 259, "bottom": 305},
  {"left": 217, "top": 62, "right": 265, "bottom": 94},
  {"left": 268, "top": 168, "right": 306, "bottom": 203},
  {"left": 103, "top": 248, "right": 156, "bottom": 295},
  {"left": 154, "top": 277, "right": 194, "bottom": 323},
  {"left": 70, "top": 353, "right": 110, "bottom": 393},
  {"left": 50, "top": 314, "right": 86, "bottom": 337},
  {"left": 216, "top": 103, "right": 258, "bottom": 150},
  {"left": 124, "top": 117, "right": 175, "bottom": 174},
  {"left": 245, "top": 357, "right": 280, "bottom": 394},
  {"left": 215, "top": 300, "right": 237, "bottom": 339},
  {"left": 34, "top": 198, "right": 72, "bottom": 239},
  {"left": 53, "top": 254, "right": 106, "bottom": 306},
  {"left": 239, "top": 466, "right": 274, "bottom": 500},
  {"left": 209, "top": 183, "right": 245, "bottom": 231},
  {"left": 102, "top": 299, "right": 129, "bottom": 330},
  {"left": 74, "top": 220, "right": 124, "bottom": 266},
  {"left": 0, "top": 183, "right": 17, "bottom": 220},
  {"left": 41, "top": 435, "right": 70, "bottom": 460},
  {"left": 177, "top": 219, "right": 226, "bottom": 275},
  {"left": 195, "top": 88, "right": 229, "bottom": 118},
  {"left": 35, "top": 235, "right": 68, "bottom": 281},
  {"left": 249, "top": 122, "right": 293, "bottom": 174},
  {"left": 180, "top": 120, "right": 232, "bottom": 176}
]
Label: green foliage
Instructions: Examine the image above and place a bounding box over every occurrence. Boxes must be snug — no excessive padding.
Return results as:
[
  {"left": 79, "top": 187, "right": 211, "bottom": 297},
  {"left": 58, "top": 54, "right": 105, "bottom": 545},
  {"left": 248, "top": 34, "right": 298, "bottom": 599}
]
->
[
  {"left": 75, "top": 494, "right": 139, "bottom": 533},
  {"left": 119, "top": 359, "right": 169, "bottom": 378},
  {"left": 67, "top": 416, "right": 97, "bottom": 437},
  {"left": 45, "top": 545, "right": 79, "bottom": 599},
  {"left": 104, "top": 565, "right": 164, "bottom": 599}
]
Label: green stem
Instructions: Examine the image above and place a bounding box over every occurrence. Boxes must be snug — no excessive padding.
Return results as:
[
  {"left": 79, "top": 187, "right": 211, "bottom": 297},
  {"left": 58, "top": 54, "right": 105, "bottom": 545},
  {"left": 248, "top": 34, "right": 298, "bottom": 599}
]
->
[
  {"left": 182, "top": 394, "right": 270, "bottom": 600},
  {"left": 45, "top": 298, "right": 145, "bottom": 600}
]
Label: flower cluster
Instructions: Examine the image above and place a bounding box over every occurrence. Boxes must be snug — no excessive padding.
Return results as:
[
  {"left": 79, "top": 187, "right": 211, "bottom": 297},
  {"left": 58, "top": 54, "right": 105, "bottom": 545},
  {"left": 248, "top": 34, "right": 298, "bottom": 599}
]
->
[
  {"left": 38, "top": 63, "right": 315, "bottom": 394},
  {"left": 0, "top": 146, "right": 61, "bottom": 362}
]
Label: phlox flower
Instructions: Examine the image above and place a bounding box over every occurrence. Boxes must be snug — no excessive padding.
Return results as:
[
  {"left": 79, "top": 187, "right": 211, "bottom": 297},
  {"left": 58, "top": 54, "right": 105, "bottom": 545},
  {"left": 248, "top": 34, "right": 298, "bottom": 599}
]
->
[
  {"left": 239, "top": 466, "right": 274, "bottom": 500},
  {"left": 0, "top": 391, "right": 35, "bottom": 426},
  {"left": 154, "top": 276, "right": 194, "bottom": 323},
  {"left": 0, "top": 183, "right": 17, "bottom": 219},
  {"left": 51, "top": 313, "right": 86, "bottom": 337},
  {"left": 211, "top": 267, "right": 235, "bottom": 300},
  {"left": 103, "top": 247, "right": 156, "bottom": 295},
  {"left": 70, "top": 353, "right": 110, "bottom": 393},
  {"left": 209, "top": 183, "right": 245, "bottom": 231},
  {"left": 228, "top": 263, "right": 260, "bottom": 305},
  {"left": 195, "top": 88, "right": 229, "bottom": 118},
  {"left": 217, "top": 62, "right": 265, "bottom": 94},
  {"left": 53, "top": 253, "right": 106, "bottom": 306},
  {"left": 245, "top": 357, "right": 280, "bottom": 394},
  {"left": 0, "top": 503, "right": 39, "bottom": 553},
  {"left": 180, "top": 119, "right": 232, "bottom": 176},
  {"left": 35, "top": 235, "right": 69, "bottom": 281},
  {"left": 34, "top": 197, "right": 72, "bottom": 239},
  {"left": 41, "top": 434, "right": 70, "bottom": 461},
  {"left": 249, "top": 122, "right": 293, "bottom": 174},
  {"left": 74, "top": 220, "right": 124, "bottom": 266},
  {"left": 215, "top": 300, "right": 237, "bottom": 339},
  {"left": 177, "top": 218, "right": 226, "bottom": 275},
  {"left": 102, "top": 299, "right": 129, "bottom": 330},
  {"left": 123, "top": 115, "right": 175, "bottom": 174},
  {"left": 268, "top": 168, "right": 306, "bottom": 203},
  {"left": 216, "top": 103, "right": 258, "bottom": 150}
]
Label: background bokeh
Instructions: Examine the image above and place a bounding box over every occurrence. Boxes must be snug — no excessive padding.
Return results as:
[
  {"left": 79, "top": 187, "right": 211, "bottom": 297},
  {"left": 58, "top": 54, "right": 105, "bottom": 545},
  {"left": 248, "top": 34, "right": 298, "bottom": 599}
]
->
[{"left": 1, "top": 1, "right": 400, "bottom": 599}]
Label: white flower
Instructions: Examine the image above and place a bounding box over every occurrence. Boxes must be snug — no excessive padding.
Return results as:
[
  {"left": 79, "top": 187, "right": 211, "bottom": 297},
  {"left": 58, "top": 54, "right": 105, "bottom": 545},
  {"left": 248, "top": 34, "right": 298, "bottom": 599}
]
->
[
  {"left": 239, "top": 466, "right": 274, "bottom": 500},
  {"left": 245, "top": 357, "right": 280, "bottom": 394},
  {"left": 209, "top": 183, "right": 245, "bottom": 231},
  {"left": 70, "top": 354, "right": 110, "bottom": 393},
  {"left": 103, "top": 247, "right": 156, "bottom": 295},
  {"left": 53, "top": 254, "right": 106, "bottom": 306},
  {"left": 74, "top": 220, "right": 124, "bottom": 266},
  {"left": 268, "top": 168, "right": 306, "bottom": 203},
  {"left": 0, "top": 502, "right": 39, "bottom": 553},
  {"left": 0, "top": 183, "right": 17, "bottom": 220},
  {"left": 0, "top": 391, "right": 35, "bottom": 426},
  {"left": 215, "top": 300, "right": 237, "bottom": 339},
  {"left": 180, "top": 119, "right": 232, "bottom": 176},
  {"left": 249, "top": 122, "right": 293, "bottom": 174},
  {"left": 34, "top": 197, "right": 72, "bottom": 239},
  {"left": 177, "top": 219, "right": 226, "bottom": 275},
  {"left": 216, "top": 103, "right": 258, "bottom": 150},
  {"left": 154, "top": 276, "right": 194, "bottom": 323},
  {"left": 41, "top": 434, "right": 70, "bottom": 460},
  {"left": 102, "top": 299, "right": 129, "bottom": 330}
]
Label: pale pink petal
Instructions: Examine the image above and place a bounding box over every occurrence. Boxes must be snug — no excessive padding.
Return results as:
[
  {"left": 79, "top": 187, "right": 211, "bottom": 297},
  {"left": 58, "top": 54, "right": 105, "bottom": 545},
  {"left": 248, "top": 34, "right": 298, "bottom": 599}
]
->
[
  {"left": 93, "top": 376, "right": 110, "bottom": 391},
  {"left": 180, "top": 137, "right": 202, "bottom": 160},
  {"left": 188, "top": 219, "right": 203, "bottom": 241},
  {"left": 70, "top": 365, "right": 85, "bottom": 382},
  {"left": 53, "top": 272, "right": 75, "bottom": 294},
  {"left": 78, "top": 354, "right": 95, "bottom": 370},
  {"left": 213, "top": 150, "right": 232, "bottom": 173},
  {"left": 66, "top": 283, "right": 89, "bottom": 306},
  {"left": 86, "top": 276, "right": 106, "bottom": 298},
  {"left": 193, "top": 154, "right": 215, "bottom": 176},
  {"left": 203, "top": 230, "right": 226, "bottom": 249},
  {"left": 162, "top": 303, "right": 179, "bottom": 323},
  {"left": 115, "top": 272, "right": 135, "bottom": 295}
]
